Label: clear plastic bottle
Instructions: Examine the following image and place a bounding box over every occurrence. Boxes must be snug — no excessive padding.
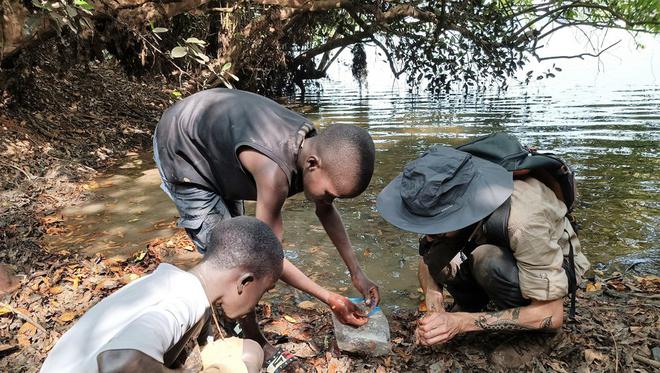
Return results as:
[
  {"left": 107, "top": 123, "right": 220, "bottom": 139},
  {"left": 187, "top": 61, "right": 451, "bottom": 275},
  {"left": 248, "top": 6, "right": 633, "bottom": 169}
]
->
[{"left": 331, "top": 298, "right": 391, "bottom": 356}]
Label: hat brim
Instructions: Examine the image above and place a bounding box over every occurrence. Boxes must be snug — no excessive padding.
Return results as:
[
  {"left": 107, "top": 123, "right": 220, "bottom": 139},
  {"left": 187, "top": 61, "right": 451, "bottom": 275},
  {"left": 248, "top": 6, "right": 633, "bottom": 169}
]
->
[{"left": 376, "top": 156, "right": 513, "bottom": 234}]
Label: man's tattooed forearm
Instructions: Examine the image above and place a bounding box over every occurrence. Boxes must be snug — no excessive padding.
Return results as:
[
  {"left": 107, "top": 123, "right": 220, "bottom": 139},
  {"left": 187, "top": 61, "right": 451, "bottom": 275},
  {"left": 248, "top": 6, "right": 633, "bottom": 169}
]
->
[{"left": 473, "top": 308, "right": 553, "bottom": 331}]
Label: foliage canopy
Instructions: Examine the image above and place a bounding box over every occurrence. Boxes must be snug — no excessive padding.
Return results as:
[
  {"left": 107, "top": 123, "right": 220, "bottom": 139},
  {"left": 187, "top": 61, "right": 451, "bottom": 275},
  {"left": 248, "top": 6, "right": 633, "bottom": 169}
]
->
[{"left": 2, "top": 0, "right": 658, "bottom": 94}]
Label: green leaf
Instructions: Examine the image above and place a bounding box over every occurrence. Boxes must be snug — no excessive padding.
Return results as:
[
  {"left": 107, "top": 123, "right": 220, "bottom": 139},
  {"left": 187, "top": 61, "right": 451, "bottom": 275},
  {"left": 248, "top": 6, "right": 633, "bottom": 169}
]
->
[
  {"left": 222, "top": 62, "right": 232, "bottom": 71},
  {"left": 73, "top": 0, "right": 93, "bottom": 11},
  {"left": 152, "top": 27, "right": 168, "bottom": 33},
  {"left": 31, "top": 0, "right": 46, "bottom": 9},
  {"left": 185, "top": 37, "right": 206, "bottom": 45},
  {"left": 170, "top": 46, "right": 188, "bottom": 59},
  {"left": 65, "top": 5, "right": 78, "bottom": 18},
  {"left": 171, "top": 90, "right": 182, "bottom": 98}
]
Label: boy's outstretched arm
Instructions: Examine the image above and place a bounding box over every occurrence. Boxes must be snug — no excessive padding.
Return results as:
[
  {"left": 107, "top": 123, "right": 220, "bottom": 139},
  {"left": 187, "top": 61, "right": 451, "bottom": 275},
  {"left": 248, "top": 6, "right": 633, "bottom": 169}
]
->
[
  {"left": 239, "top": 149, "right": 368, "bottom": 326},
  {"left": 97, "top": 349, "right": 190, "bottom": 373},
  {"left": 315, "top": 201, "right": 380, "bottom": 308}
]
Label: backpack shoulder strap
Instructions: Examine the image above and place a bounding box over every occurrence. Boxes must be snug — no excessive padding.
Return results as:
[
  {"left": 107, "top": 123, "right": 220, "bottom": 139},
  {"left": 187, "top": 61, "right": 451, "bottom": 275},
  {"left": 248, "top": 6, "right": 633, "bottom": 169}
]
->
[{"left": 482, "top": 197, "right": 511, "bottom": 248}]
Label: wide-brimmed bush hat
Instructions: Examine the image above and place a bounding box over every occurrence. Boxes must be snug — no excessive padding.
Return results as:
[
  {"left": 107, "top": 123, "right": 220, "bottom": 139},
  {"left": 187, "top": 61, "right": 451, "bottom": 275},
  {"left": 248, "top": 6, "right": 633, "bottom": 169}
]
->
[{"left": 377, "top": 145, "right": 513, "bottom": 234}]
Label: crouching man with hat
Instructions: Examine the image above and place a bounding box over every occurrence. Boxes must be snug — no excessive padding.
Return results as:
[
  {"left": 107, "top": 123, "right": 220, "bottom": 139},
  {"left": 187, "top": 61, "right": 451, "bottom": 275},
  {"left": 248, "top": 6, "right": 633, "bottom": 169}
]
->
[{"left": 377, "top": 145, "right": 589, "bottom": 365}]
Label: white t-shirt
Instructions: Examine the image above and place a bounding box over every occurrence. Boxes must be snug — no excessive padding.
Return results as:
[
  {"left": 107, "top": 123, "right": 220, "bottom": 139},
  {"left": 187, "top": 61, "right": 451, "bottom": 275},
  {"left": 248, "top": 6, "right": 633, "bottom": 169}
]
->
[{"left": 41, "top": 263, "right": 209, "bottom": 373}]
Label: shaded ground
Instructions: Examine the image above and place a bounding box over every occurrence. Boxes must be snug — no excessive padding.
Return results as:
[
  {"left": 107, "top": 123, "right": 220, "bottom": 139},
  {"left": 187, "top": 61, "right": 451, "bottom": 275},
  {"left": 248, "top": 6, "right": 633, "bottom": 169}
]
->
[{"left": 1, "top": 61, "right": 659, "bottom": 372}]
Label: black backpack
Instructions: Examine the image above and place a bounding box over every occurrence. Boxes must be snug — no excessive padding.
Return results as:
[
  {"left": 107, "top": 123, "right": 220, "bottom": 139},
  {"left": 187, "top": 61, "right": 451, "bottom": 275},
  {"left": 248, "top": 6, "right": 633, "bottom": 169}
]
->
[
  {"left": 457, "top": 132, "right": 577, "bottom": 214},
  {"left": 457, "top": 133, "right": 580, "bottom": 318}
]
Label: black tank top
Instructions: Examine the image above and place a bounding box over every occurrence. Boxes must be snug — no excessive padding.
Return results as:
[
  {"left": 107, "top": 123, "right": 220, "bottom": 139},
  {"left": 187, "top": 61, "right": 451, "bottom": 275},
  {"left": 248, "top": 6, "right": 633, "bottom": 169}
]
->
[{"left": 155, "top": 89, "right": 316, "bottom": 200}]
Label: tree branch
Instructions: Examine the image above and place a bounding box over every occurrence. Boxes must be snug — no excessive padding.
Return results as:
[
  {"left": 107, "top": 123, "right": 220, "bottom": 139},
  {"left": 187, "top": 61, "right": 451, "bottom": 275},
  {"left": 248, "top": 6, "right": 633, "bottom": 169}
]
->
[
  {"left": 537, "top": 39, "right": 620, "bottom": 61},
  {"left": 293, "top": 30, "right": 371, "bottom": 63},
  {"left": 319, "top": 45, "right": 345, "bottom": 73},
  {"left": 370, "top": 36, "right": 403, "bottom": 78}
]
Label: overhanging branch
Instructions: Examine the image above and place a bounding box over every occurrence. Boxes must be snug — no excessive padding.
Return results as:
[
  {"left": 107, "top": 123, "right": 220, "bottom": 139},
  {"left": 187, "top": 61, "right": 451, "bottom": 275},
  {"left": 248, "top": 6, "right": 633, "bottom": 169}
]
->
[{"left": 537, "top": 39, "right": 621, "bottom": 61}]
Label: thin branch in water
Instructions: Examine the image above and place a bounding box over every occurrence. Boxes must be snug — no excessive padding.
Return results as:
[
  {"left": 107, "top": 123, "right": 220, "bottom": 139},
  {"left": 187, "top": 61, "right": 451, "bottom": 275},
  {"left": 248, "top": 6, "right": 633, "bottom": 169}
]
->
[
  {"left": 537, "top": 39, "right": 621, "bottom": 61},
  {"left": 370, "top": 37, "right": 403, "bottom": 78}
]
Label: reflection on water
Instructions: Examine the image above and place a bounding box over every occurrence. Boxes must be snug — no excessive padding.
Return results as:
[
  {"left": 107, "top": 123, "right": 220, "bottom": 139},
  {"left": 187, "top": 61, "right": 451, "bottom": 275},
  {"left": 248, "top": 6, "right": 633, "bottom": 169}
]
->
[{"left": 45, "top": 83, "right": 659, "bottom": 310}]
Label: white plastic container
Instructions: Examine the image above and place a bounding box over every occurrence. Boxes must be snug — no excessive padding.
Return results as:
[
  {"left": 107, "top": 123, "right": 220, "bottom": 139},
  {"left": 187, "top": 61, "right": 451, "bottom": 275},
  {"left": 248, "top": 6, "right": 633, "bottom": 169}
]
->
[{"left": 331, "top": 298, "right": 391, "bottom": 356}]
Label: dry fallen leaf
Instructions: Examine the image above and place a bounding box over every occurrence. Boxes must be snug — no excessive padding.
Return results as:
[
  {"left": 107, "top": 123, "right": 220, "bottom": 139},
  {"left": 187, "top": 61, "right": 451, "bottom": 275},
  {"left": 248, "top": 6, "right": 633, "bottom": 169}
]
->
[
  {"left": 96, "top": 279, "right": 119, "bottom": 291},
  {"left": 284, "top": 315, "right": 297, "bottom": 324},
  {"left": 584, "top": 348, "right": 607, "bottom": 365},
  {"left": 49, "top": 286, "right": 64, "bottom": 295},
  {"left": 59, "top": 311, "right": 76, "bottom": 322},
  {"left": 586, "top": 282, "right": 602, "bottom": 292},
  {"left": 133, "top": 250, "right": 147, "bottom": 262},
  {"left": 327, "top": 355, "right": 351, "bottom": 373},
  {"left": 0, "top": 304, "right": 12, "bottom": 316},
  {"left": 297, "top": 301, "right": 317, "bottom": 311},
  {"left": 17, "top": 322, "right": 37, "bottom": 347},
  {"left": 261, "top": 302, "right": 272, "bottom": 319}
]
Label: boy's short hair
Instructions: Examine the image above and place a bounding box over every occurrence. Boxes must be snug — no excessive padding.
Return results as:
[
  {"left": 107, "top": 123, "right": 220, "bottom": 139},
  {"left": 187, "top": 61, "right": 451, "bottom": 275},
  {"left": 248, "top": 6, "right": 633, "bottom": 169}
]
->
[
  {"left": 317, "top": 125, "right": 375, "bottom": 196},
  {"left": 203, "top": 216, "right": 283, "bottom": 280}
]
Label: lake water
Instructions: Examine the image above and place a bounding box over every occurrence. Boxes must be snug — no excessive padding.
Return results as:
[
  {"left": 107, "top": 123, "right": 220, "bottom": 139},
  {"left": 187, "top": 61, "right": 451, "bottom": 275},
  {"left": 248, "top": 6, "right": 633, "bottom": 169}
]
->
[{"left": 283, "top": 82, "right": 660, "bottom": 307}]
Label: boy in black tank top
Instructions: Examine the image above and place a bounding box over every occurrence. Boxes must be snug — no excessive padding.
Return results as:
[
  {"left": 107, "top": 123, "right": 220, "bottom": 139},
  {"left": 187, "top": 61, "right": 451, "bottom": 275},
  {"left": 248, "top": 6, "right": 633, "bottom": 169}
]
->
[{"left": 154, "top": 89, "right": 379, "bottom": 369}]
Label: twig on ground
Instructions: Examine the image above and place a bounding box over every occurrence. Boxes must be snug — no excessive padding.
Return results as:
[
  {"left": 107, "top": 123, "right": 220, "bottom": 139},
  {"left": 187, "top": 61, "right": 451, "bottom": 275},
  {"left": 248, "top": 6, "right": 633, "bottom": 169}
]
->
[
  {"left": 633, "top": 354, "right": 660, "bottom": 369},
  {"left": 0, "top": 161, "right": 34, "bottom": 180},
  {"left": 0, "top": 302, "right": 47, "bottom": 333},
  {"left": 608, "top": 329, "right": 618, "bottom": 373}
]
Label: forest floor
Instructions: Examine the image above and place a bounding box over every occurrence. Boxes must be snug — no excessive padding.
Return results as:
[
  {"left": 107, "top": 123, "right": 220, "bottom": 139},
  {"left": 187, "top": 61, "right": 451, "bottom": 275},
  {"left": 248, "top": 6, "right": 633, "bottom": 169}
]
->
[{"left": 1, "top": 60, "right": 659, "bottom": 372}]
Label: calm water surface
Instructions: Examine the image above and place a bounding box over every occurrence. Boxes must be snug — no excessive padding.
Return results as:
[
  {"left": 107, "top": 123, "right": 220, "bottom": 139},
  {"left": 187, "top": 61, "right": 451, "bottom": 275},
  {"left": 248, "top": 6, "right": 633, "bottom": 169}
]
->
[
  {"left": 281, "top": 83, "right": 659, "bottom": 308},
  {"left": 46, "top": 82, "right": 659, "bottom": 310}
]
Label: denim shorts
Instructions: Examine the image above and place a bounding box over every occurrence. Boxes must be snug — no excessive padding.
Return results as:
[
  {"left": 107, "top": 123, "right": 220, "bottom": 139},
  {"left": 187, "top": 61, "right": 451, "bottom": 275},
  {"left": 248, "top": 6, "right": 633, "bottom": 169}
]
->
[{"left": 153, "top": 137, "right": 244, "bottom": 253}]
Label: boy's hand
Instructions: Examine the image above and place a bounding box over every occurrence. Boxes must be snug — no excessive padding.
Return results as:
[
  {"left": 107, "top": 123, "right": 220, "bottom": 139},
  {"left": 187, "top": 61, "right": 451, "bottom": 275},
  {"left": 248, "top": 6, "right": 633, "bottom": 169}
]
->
[
  {"left": 351, "top": 272, "right": 380, "bottom": 310},
  {"left": 415, "top": 312, "right": 463, "bottom": 345},
  {"left": 327, "top": 293, "right": 368, "bottom": 327}
]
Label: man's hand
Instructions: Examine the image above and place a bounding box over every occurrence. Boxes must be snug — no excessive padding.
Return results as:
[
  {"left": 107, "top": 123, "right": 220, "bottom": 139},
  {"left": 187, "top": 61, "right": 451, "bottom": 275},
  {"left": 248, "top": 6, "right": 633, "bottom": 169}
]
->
[
  {"left": 415, "top": 312, "right": 464, "bottom": 345},
  {"left": 425, "top": 288, "right": 444, "bottom": 313},
  {"left": 351, "top": 271, "right": 380, "bottom": 310},
  {"left": 327, "top": 293, "right": 368, "bottom": 327}
]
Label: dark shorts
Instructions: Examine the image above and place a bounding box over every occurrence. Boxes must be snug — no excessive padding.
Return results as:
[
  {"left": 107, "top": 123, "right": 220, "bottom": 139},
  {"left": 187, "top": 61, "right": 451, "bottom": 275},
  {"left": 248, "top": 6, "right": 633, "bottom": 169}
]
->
[
  {"left": 424, "top": 244, "right": 574, "bottom": 312},
  {"left": 154, "top": 137, "right": 244, "bottom": 253}
]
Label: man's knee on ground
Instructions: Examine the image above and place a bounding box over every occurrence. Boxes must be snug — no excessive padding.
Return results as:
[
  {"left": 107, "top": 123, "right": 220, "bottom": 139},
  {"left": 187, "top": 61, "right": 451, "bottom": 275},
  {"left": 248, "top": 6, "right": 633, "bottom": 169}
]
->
[{"left": 241, "top": 339, "right": 264, "bottom": 370}]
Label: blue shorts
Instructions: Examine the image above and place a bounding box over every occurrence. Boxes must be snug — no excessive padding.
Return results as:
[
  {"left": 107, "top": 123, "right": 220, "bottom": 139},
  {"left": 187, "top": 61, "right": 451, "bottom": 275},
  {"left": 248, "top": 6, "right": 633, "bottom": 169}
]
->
[{"left": 153, "top": 137, "right": 244, "bottom": 253}]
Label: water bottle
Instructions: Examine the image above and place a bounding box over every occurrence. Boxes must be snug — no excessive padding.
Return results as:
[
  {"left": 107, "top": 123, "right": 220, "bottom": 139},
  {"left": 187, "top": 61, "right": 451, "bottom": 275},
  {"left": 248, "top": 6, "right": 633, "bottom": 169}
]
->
[{"left": 331, "top": 298, "right": 391, "bottom": 356}]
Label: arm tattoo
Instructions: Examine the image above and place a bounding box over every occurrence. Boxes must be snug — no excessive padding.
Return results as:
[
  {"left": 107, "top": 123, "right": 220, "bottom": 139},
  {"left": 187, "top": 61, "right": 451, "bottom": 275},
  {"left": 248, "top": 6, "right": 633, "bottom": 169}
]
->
[
  {"left": 539, "top": 316, "right": 553, "bottom": 329},
  {"left": 474, "top": 316, "right": 534, "bottom": 331},
  {"left": 474, "top": 308, "right": 552, "bottom": 331}
]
